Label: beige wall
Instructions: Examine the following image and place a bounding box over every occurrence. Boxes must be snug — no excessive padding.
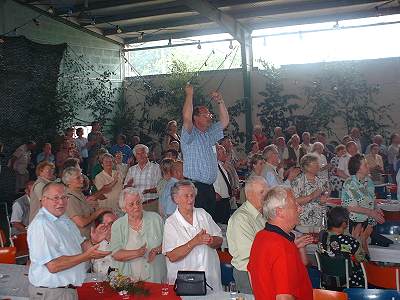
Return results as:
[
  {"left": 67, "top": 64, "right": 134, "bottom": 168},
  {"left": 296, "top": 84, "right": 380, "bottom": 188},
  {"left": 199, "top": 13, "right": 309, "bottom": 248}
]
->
[{"left": 125, "top": 57, "right": 400, "bottom": 147}]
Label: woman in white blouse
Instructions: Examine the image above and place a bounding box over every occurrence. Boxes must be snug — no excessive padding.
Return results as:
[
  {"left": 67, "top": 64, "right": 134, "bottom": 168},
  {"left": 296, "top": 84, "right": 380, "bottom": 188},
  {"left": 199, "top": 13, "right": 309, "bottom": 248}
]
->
[{"left": 162, "top": 180, "right": 223, "bottom": 292}]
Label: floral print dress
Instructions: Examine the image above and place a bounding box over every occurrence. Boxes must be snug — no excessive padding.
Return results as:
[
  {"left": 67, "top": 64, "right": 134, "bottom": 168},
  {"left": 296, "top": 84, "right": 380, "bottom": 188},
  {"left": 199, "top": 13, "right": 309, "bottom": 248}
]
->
[{"left": 291, "top": 173, "right": 329, "bottom": 226}]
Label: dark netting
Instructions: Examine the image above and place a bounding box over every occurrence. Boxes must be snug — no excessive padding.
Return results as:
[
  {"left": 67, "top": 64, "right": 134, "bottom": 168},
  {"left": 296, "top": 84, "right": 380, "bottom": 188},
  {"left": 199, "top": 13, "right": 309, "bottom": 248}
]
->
[{"left": 0, "top": 36, "right": 66, "bottom": 214}]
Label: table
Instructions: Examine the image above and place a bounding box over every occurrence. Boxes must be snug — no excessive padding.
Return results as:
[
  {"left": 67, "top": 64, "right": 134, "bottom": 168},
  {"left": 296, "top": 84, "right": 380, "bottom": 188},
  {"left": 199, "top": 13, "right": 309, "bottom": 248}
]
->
[
  {"left": 0, "top": 264, "right": 253, "bottom": 300},
  {"left": 0, "top": 263, "right": 29, "bottom": 299}
]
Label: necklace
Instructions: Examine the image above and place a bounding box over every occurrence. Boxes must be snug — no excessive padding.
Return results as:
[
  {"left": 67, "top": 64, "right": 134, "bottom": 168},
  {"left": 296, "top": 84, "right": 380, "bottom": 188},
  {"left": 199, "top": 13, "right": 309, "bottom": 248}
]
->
[{"left": 129, "top": 219, "right": 143, "bottom": 231}]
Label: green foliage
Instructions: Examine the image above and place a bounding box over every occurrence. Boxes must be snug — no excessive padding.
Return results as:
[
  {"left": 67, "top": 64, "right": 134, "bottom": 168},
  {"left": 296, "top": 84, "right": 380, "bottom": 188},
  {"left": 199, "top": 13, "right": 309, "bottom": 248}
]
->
[
  {"left": 304, "top": 62, "right": 394, "bottom": 138},
  {"left": 257, "top": 61, "right": 301, "bottom": 136}
]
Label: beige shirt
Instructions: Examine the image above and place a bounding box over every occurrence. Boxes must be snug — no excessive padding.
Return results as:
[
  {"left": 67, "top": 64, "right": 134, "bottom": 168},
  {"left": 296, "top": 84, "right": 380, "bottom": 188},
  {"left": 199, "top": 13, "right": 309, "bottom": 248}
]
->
[
  {"left": 29, "top": 177, "right": 51, "bottom": 223},
  {"left": 94, "top": 170, "right": 123, "bottom": 211},
  {"left": 226, "top": 201, "right": 266, "bottom": 271},
  {"left": 66, "top": 188, "right": 94, "bottom": 239}
]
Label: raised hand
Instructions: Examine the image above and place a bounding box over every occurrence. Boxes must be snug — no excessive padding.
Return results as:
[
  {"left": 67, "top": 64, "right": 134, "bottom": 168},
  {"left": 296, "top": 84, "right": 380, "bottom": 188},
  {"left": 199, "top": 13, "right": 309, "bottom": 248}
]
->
[
  {"left": 210, "top": 91, "right": 223, "bottom": 103},
  {"left": 294, "top": 235, "right": 314, "bottom": 249},
  {"left": 185, "top": 84, "right": 194, "bottom": 97}
]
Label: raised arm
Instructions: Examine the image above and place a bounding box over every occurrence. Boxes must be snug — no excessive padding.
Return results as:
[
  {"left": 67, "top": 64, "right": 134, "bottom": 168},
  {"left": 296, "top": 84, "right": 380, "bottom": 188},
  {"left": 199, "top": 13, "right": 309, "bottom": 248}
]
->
[
  {"left": 182, "top": 84, "right": 194, "bottom": 132},
  {"left": 211, "top": 92, "right": 229, "bottom": 129}
]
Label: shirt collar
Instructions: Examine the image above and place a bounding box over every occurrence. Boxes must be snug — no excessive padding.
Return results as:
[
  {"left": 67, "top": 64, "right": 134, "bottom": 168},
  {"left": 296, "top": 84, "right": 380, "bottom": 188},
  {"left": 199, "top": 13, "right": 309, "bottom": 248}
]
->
[
  {"left": 40, "top": 207, "right": 69, "bottom": 222},
  {"left": 265, "top": 162, "right": 277, "bottom": 171},
  {"left": 243, "top": 201, "right": 263, "bottom": 220},
  {"left": 175, "top": 208, "right": 198, "bottom": 228},
  {"left": 265, "top": 223, "right": 295, "bottom": 242}
]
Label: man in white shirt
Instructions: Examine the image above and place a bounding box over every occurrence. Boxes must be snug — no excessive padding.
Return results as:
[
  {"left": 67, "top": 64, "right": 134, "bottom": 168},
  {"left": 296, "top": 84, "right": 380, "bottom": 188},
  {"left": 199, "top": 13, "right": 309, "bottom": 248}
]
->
[
  {"left": 337, "top": 141, "right": 359, "bottom": 180},
  {"left": 11, "top": 181, "right": 34, "bottom": 235},
  {"left": 28, "top": 182, "right": 110, "bottom": 300},
  {"left": 75, "top": 128, "right": 89, "bottom": 173},
  {"left": 124, "top": 144, "right": 161, "bottom": 212},
  {"left": 8, "top": 141, "right": 36, "bottom": 193},
  {"left": 213, "top": 144, "right": 232, "bottom": 224}
]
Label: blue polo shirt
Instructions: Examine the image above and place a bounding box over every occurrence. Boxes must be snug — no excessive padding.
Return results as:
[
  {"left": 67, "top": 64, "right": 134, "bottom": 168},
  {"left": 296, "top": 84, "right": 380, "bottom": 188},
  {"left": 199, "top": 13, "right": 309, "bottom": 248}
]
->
[
  {"left": 109, "top": 144, "right": 133, "bottom": 163},
  {"left": 181, "top": 122, "right": 224, "bottom": 185}
]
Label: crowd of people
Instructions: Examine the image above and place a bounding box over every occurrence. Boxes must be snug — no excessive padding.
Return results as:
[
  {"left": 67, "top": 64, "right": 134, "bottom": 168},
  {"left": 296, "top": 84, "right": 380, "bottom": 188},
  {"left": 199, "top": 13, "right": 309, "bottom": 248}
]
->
[{"left": 5, "top": 83, "right": 400, "bottom": 299}]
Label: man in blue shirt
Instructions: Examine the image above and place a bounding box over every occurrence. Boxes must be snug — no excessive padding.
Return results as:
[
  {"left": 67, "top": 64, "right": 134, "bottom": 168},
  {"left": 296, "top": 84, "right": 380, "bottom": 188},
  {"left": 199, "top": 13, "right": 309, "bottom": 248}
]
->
[
  {"left": 181, "top": 84, "right": 229, "bottom": 219},
  {"left": 28, "top": 182, "right": 110, "bottom": 299},
  {"left": 109, "top": 134, "right": 133, "bottom": 164}
]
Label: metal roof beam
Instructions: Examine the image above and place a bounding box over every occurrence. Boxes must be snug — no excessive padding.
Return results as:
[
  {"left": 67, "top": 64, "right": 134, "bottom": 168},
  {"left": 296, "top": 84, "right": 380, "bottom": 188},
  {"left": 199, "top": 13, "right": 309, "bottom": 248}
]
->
[{"left": 180, "top": 0, "right": 252, "bottom": 43}]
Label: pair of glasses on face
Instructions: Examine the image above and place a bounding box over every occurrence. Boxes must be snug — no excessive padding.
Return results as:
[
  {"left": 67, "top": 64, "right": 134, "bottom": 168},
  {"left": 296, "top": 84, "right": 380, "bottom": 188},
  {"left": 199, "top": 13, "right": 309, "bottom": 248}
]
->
[
  {"left": 44, "top": 195, "right": 69, "bottom": 202},
  {"left": 198, "top": 113, "right": 213, "bottom": 119}
]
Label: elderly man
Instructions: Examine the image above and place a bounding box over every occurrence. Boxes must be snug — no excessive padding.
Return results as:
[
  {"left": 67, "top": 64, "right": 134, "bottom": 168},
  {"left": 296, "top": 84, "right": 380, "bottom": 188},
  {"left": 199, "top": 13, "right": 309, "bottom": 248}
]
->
[
  {"left": 337, "top": 141, "right": 359, "bottom": 180},
  {"left": 28, "top": 182, "right": 110, "bottom": 300},
  {"left": 11, "top": 181, "right": 34, "bottom": 235},
  {"left": 110, "top": 134, "right": 132, "bottom": 164},
  {"left": 124, "top": 144, "right": 161, "bottom": 212},
  {"left": 248, "top": 186, "right": 313, "bottom": 300},
  {"left": 8, "top": 141, "right": 36, "bottom": 193},
  {"left": 181, "top": 84, "right": 229, "bottom": 219},
  {"left": 366, "top": 134, "right": 387, "bottom": 156},
  {"left": 350, "top": 127, "right": 364, "bottom": 153},
  {"left": 37, "top": 143, "right": 55, "bottom": 164},
  {"left": 226, "top": 176, "right": 268, "bottom": 294},
  {"left": 262, "top": 145, "right": 300, "bottom": 188}
]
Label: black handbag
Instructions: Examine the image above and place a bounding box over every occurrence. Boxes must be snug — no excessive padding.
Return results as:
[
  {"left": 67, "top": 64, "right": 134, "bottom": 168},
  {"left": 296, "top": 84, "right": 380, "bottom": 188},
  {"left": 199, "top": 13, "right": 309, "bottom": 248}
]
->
[{"left": 173, "top": 271, "right": 213, "bottom": 296}]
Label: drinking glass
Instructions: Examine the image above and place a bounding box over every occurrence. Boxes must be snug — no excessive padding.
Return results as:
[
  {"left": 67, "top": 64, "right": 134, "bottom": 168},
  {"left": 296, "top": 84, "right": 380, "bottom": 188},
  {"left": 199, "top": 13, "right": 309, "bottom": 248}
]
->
[{"left": 161, "top": 276, "right": 169, "bottom": 296}]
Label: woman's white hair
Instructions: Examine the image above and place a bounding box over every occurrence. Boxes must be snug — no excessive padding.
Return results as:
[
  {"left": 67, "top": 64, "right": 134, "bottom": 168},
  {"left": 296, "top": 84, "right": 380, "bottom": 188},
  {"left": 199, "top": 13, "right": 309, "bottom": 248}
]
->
[
  {"left": 311, "top": 142, "right": 324, "bottom": 152},
  {"left": 262, "top": 186, "right": 289, "bottom": 220},
  {"left": 61, "top": 167, "right": 81, "bottom": 186},
  {"left": 244, "top": 176, "right": 268, "bottom": 199},
  {"left": 133, "top": 144, "right": 149, "bottom": 156},
  {"left": 171, "top": 180, "right": 197, "bottom": 203},
  {"left": 119, "top": 187, "right": 143, "bottom": 210}
]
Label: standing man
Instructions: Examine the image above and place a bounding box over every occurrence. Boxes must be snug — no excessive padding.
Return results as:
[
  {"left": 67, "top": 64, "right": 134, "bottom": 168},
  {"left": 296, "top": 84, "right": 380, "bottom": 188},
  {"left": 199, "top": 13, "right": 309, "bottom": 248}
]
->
[
  {"left": 248, "top": 186, "right": 312, "bottom": 300},
  {"left": 28, "top": 182, "right": 110, "bottom": 300},
  {"left": 226, "top": 176, "right": 268, "bottom": 294},
  {"left": 8, "top": 141, "right": 36, "bottom": 193},
  {"left": 109, "top": 134, "right": 132, "bottom": 164},
  {"left": 181, "top": 84, "right": 229, "bottom": 219}
]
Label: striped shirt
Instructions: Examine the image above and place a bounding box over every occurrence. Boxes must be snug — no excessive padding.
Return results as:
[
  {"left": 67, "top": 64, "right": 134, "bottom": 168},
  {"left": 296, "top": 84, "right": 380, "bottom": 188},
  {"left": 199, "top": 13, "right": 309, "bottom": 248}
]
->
[
  {"left": 181, "top": 122, "right": 224, "bottom": 185},
  {"left": 124, "top": 161, "right": 161, "bottom": 201}
]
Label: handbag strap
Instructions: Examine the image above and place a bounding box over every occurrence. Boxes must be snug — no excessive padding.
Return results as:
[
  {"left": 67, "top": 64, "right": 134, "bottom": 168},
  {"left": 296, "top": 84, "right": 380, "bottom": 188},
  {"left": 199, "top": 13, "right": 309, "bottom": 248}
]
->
[{"left": 205, "top": 281, "right": 213, "bottom": 291}]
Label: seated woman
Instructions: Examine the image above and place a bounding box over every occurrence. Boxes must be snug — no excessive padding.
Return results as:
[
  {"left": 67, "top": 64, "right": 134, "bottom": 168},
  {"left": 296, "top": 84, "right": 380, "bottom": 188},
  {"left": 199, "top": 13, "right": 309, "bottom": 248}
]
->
[
  {"left": 291, "top": 154, "right": 329, "bottom": 226},
  {"left": 341, "top": 154, "right": 385, "bottom": 232},
  {"left": 110, "top": 188, "right": 166, "bottom": 283},
  {"left": 63, "top": 167, "right": 111, "bottom": 238},
  {"left": 162, "top": 180, "right": 223, "bottom": 292},
  {"left": 248, "top": 154, "right": 265, "bottom": 178},
  {"left": 311, "top": 142, "right": 329, "bottom": 185},
  {"left": 94, "top": 153, "right": 123, "bottom": 214},
  {"left": 318, "top": 206, "right": 370, "bottom": 288},
  {"left": 92, "top": 211, "right": 118, "bottom": 276}
]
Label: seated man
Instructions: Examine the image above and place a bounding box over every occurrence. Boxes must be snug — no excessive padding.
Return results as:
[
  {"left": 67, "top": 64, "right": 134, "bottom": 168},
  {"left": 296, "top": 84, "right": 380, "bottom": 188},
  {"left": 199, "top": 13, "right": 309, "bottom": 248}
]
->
[
  {"left": 248, "top": 186, "right": 312, "bottom": 300},
  {"left": 92, "top": 211, "right": 117, "bottom": 276},
  {"left": 159, "top": 160, "right": 184, "bottom": 218},
  {"left": 226, "top": 176, "right": 268, "bottom": 294},
  {"left": 10, "top": 181, "right": 34, "bottom": 235},
  {"left": 28, "top": 182, "right": 110, "bottom": 300}
]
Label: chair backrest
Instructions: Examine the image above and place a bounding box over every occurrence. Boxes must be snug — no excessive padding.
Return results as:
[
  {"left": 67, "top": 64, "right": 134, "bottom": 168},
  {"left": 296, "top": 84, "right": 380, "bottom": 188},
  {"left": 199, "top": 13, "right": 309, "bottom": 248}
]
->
[
  {"left": 345, "top": 288, "right": 400, "bottom": 300},
  {"left": 0, "top": 229, "right": 5, "bottom": 247},
  {"left": 313, "top": 289, "right": 348, "bottom": 300},
  {"left": 0, "top": 247, "right": 16, "bottom": 264},
  {"left": 365, "top": 262, "right": 400, "bottom": 291},
  {"left": 220, "top": 263, "right": 235, "bottom": 286},
  {"left": 217, "top": 250, "right": 232, "bottom": 264},
  {"left": 315, "top": 251, "right": 351, "bottom": 289}
]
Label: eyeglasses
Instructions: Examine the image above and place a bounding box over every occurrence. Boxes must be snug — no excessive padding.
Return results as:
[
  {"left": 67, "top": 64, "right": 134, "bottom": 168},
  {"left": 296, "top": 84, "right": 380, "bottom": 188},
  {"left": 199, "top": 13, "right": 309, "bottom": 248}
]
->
[
  {"left": 198, "top": 113, "right": 213, "bottom": 119},
  {"left": 43, "top": 195, "right": 69, "bottom": 202}
]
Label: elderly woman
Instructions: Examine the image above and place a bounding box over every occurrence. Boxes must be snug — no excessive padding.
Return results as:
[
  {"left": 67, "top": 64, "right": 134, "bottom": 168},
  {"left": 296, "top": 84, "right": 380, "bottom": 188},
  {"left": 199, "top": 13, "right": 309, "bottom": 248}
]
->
[
  {"left": 291, "top": 154, "right": 329, "bottom": 226},
  {"left": 94, "top": 153, "right": 123, "bottom": 213},
  {"left": 318, "top": 207, "right": 370, "bottom": 288},
  {"left": 341, "top": 154, "right": 385, "bottom": 231},
  {"left": 287, "top": 134, "right": 302, "bottom": 167},
  {"left": 29, "top": 161, "right": 55, "bottom": 222},
  {"left": 163, "top": 120, "right": 180, "bottom": 152},
  {"left": 110, "top": 188, "right": 166, "bottom": 282},
  {"left": 311, "top": 142, "right": 329, "bottom": 185},
  {"left": 162, "top": 180, "right": 223, "bottom": 291},
  {"left": 249, "top": 154, "right": 265, "bottom": 178},
  {"left": 365, "top": 143, "right": 384, "bottom": 184},
  {"left": 63, "top": 167, "right": 110, "bottom": 238}
]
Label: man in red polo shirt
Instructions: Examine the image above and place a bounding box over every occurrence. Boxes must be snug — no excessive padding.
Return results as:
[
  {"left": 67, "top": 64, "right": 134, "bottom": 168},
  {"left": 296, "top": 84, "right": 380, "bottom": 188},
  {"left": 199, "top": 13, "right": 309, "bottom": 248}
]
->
[{"left": 248, "top": 186, "right": 312, "bottom": 300}]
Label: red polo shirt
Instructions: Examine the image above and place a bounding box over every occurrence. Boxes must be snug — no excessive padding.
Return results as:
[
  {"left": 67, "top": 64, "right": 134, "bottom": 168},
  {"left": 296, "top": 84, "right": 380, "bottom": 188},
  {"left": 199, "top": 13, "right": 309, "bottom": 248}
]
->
[{"left": 247, "top": 223, "right": 312, "bottom": 300}]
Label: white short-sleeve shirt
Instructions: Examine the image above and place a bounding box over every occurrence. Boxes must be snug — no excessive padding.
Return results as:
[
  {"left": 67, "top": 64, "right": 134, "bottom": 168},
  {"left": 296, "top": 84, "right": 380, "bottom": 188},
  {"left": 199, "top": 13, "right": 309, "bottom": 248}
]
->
[
  {"left": 338, "top": 153, "right": 351, "bottom": 177},
  {"left": 162, "top": 208, "right": 223, "bottom": 292}
]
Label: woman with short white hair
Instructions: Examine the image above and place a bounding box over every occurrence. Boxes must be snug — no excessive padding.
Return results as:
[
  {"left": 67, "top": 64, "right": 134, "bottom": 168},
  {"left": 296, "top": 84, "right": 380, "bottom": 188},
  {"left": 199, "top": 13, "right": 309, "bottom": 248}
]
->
[
  {"left": 311, "top": 142, "right": 329, "bottom": 184},
  {"left": 110, "top": 188, "right": 166, "bottom": 282},
  {"left": 162, "top": 180, "right": 223, "bottom": 291}
]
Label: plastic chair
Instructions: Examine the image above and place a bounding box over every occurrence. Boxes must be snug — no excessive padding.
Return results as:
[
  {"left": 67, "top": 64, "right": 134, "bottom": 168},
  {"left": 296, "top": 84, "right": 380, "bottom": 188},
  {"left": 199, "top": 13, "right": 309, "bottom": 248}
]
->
[
  {"left": 0, "top": 247, "right": 16, "bottom": 264},
  {"left": 345, "top": 288, "right": 400, "bottom": 300},
  {"left": 10, "top": 232, "right": 29, "bottom": 258},
  {"left": 308, "top": 266, "right": 321, "bottom": 288},
  {"left": 315, "top": 251, "right": 368, "bottom": 290},
  {"left": 220, "top": 263, "right": 235, "bottom": 287},
  {"left": 0, "top": 229, "right": 6, "bottom": 247},
  {"left": 364, "top": 262, "right": 400, "bottom": 291},
  {"left": 313, "top": 289, "right": 348, "bottom": 300}
]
